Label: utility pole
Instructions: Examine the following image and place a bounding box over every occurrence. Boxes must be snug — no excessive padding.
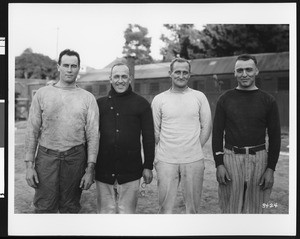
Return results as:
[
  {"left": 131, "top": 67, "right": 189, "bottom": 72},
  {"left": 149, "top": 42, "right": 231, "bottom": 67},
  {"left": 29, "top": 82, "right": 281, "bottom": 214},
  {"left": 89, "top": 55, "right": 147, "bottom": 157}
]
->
[{"left": 56, "top": 27, "right": 59, "bottom": 58}]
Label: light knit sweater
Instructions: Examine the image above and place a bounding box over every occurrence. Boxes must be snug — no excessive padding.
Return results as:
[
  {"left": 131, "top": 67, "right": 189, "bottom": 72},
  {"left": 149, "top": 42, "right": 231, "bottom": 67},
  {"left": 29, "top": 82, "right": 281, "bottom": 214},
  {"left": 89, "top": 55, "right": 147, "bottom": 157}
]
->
[
  {"left": 151, "top": 87, "right": 212, "bottom": 164},
  {"left": 25, "top": 85, "right": 99, "bottom": 164}
]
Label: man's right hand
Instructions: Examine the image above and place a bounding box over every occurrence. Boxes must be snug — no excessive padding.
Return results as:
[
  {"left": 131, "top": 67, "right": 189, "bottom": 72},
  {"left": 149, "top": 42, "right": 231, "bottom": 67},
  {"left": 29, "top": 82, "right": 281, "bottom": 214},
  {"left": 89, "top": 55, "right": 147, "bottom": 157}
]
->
[
  {"left": 25, "top": 162, "right": 39, "bottom": 188},
  {"left": 216, "top": 164, "right": 231, "bottom": 185}
]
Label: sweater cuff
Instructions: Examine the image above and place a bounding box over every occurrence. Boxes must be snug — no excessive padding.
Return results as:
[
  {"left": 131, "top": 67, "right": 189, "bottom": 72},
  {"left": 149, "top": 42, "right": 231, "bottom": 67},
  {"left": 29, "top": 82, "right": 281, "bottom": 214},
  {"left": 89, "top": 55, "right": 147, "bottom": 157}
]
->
[
  {"left": 267, "top": 162, "right": 276, "bottom": 171},
  {"left": 143, "top": 157, "right": 154, "bottom": 170},
  {"left": 214, "top": 154, "right": 224, "bottom": 168}
]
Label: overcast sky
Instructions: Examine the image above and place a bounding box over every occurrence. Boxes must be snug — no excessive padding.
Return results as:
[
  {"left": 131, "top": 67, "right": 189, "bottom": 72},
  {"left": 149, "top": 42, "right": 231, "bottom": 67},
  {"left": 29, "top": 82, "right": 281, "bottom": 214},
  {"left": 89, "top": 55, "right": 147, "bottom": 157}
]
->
[{"left": 9, "top": 3, "right": 296, "bottom": 70}]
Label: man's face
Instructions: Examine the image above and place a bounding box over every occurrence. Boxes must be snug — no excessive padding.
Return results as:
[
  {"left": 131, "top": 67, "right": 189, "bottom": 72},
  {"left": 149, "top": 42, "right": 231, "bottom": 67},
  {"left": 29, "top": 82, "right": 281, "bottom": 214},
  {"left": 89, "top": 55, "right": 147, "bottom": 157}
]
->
[
  {"left": 57, "top": 55, "right": 80, "bottom": 85},
  {"left": 169, "top": 61, "right": 190, "bottom": 89},
  {"left": 234, "top": 59, "right": 259, "bottom": 89},
  {"left": 110, "top": 65, "right": 131, "bottom": 93}
]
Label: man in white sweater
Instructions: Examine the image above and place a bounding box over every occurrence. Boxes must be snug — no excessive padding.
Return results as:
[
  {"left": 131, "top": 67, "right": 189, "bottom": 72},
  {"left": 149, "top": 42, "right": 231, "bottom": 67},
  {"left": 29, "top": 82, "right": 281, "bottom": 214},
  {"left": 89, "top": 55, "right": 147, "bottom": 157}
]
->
[
  {"left": 25, "top": 49, "right": 99, "bottom": 213},
  {"left": 151, "top": 58, "right": 212, "bottom": 213}
]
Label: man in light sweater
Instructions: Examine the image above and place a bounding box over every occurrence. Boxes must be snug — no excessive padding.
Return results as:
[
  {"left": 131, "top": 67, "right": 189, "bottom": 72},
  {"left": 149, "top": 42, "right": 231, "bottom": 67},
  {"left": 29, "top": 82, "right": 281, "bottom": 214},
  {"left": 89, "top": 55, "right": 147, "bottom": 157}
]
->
[
  {"left": 151, "top": 58, "right": 212, "bottom": 214},
  {"left": 25, "top": 49, "right": 99, "bottom": 213}
]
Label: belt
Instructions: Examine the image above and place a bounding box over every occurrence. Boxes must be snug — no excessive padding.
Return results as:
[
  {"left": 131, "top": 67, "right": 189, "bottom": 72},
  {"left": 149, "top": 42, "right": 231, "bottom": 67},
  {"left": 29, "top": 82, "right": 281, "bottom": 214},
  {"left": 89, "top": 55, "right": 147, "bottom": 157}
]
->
[
  {"left": 225, "top": 143, "right": 265, "bottom": 155},
  {"left": 39, "top": 144, "right": 85, "bottom": 156}
]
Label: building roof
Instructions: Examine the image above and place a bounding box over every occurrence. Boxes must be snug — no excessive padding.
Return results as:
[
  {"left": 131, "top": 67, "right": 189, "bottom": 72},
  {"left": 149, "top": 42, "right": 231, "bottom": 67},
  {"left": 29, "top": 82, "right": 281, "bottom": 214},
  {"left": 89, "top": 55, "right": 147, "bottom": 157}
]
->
[
  {"left": 191, "top": 51, "right": 289, "bottom": 75},
  {"left": 78, "top": 52, "right": 289, "bottom": 82}
]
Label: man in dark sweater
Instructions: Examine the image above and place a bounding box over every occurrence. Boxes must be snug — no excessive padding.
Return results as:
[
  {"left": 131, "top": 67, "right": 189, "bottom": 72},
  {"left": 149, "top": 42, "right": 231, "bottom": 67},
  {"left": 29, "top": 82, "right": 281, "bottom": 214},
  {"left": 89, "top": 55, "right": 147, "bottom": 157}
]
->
[
  {"left": 212, "top": 54, "right": 281, "bottom": 213},
  {"left": 95, "top": 62, "right": 155, "bottom": 213}
]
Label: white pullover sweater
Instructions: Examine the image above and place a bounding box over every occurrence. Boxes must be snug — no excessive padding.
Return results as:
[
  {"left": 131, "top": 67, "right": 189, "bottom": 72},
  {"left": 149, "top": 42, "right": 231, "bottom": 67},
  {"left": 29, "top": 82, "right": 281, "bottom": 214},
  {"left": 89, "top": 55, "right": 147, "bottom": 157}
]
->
[{"left": 151, "top": 87, "right": 211, "bottom": 164}]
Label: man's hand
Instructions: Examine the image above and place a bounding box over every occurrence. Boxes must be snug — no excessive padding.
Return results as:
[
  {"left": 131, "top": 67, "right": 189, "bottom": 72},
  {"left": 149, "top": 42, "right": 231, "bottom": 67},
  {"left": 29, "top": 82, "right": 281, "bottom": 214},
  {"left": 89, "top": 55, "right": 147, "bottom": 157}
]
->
[
  {"left": 142, "top": 169, "right": 153, "bottom": 184},
  {"left": 216, "top": 164, "right": 231, "bottom": 185},
  {"left": 25, "top": 162, "right": 39, "bottom": 188},
  {"left": 259, "top": 168, "right": 274, "bottom": 190},
  {"left": 80, "top": 163, "right": 95, "bottom": 190}
]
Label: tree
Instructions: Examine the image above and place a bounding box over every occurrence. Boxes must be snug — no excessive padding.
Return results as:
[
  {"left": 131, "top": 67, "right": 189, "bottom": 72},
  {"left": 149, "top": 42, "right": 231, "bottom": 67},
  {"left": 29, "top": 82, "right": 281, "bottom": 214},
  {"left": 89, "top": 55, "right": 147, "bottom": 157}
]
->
[
  {"left": 160, "top": 24, "right": 204, "bottom": 61},
  {"left": 122, "top": 24, "right": 153, "bottom": 65},
  {"left": 15, "top": 48, "right": 59, "bottom": 79},
  {"left": 198, "top": 24, "right": 289, "bottom": 57},
  {"left": 160, "top": 24, "right": 289, "bottom": 60}
]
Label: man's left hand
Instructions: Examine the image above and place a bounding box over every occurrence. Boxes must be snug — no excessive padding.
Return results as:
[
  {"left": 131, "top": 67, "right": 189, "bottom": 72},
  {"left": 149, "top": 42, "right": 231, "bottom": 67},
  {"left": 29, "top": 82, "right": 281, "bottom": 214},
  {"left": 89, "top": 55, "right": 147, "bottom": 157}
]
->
[
  {"left": 142, "top": 169, "right": 153, "bottom": 184},
  {"left": 259, "top": 168, "right": 274, "bottom": 191},
  {"left": 80, "top": 167, "right": 95, "bottom": 190}
]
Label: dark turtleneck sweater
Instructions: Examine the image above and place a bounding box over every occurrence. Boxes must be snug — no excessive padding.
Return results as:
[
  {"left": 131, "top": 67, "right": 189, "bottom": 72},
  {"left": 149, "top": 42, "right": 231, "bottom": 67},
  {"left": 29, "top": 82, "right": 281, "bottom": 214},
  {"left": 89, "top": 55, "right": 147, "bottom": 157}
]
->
[
  {"left": 95, "top": 85, "right": 155, "bottom": 185},
  {"left": 212, "top": 88, "right": 281, "bottom": 171}
]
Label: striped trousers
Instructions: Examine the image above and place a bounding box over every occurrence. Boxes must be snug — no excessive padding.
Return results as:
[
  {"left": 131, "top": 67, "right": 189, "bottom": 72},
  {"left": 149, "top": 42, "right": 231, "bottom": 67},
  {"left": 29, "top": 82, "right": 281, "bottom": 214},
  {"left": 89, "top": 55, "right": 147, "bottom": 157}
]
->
[{"left": 218, "top": 148, "right": 272, "bottom": 214}]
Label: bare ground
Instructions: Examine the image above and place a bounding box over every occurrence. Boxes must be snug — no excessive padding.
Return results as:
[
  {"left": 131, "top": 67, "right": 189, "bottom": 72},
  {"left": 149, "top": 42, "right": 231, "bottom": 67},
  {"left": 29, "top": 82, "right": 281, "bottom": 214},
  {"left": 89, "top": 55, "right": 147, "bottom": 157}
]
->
[{"left": 14, "top": 121, "right": 289, "bottom": 214}]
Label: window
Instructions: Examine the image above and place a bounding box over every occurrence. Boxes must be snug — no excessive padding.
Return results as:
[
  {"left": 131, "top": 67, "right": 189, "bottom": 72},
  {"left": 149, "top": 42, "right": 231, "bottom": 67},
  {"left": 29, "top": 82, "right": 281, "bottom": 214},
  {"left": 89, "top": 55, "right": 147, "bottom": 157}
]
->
[
  {"left": 255, "top": 77, "right": 261, "bottom": 88},
  {"left": 278, "top": 77, "right": 289, "bottom": 90},
  {"left": 149, "top": 82, "right": 159, "bottom": 94},
  {"left": 99, "top": 85, "right": 107, "bottom": 95},
  {"left": 192, "top": 80, "right": 205, "bottom": 91},
  {"left": 134, "top": 83, "right": 141, "bottom": 93},
  {"left": 85, "top": 85, "right": 93, "bottom": 93},
  {"left": 220, "top": 78, "right": 231, "bottom": 90}
]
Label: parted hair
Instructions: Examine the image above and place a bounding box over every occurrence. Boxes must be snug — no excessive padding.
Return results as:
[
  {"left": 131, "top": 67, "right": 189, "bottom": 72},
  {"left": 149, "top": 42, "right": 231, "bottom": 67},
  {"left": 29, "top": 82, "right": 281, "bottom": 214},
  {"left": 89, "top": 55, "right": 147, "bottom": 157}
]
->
[
  {"left": 169, "top": 58, "right": 191, "bottom": 73},
  {"left": 58, "top": 49, "right": 81, "bottom": 67},
  {"left": 236, "top": 54, "right": 258, "bottom": 66}
]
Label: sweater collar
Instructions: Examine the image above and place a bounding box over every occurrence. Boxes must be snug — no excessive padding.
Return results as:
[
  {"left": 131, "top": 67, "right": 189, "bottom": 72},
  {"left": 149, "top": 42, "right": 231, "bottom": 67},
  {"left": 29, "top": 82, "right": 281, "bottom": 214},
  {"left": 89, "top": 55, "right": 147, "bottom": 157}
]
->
[{"left": 109, "top": 84, "right": 133, "bottom": 97}]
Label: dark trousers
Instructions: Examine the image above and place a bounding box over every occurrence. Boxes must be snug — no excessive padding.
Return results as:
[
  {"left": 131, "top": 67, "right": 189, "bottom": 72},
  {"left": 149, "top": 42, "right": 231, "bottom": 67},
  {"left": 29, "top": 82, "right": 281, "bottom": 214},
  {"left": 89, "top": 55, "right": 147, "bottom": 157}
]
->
[{"left": 33, "top": 144, "right": 86, "bottom": 213}]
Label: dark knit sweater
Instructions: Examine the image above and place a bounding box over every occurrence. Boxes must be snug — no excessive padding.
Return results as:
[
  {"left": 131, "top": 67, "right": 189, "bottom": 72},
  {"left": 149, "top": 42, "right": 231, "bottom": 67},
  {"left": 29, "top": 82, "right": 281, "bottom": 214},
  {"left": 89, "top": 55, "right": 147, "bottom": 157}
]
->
[
  {"left": 212, "top": 88, "right": 281, "bottom": 171},
  {"left": 95, "top": 85, "right": 155, "bottom": 184}
]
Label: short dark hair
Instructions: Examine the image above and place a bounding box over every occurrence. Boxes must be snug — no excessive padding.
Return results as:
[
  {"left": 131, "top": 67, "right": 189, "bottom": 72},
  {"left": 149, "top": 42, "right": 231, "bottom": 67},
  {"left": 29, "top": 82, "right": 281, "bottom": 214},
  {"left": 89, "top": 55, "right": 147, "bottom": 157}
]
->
[
  {"left": 58, "top": 49, "right": 80, "bottom": 66},
  {"left": 236, "top": 54, "right": 257, "bottom": 66},
  {"left": 170, "top": 58, "right": 191, "bottom": 73},
  {"left": 110, "top": 63, "right": 130, "bottom": 76}
]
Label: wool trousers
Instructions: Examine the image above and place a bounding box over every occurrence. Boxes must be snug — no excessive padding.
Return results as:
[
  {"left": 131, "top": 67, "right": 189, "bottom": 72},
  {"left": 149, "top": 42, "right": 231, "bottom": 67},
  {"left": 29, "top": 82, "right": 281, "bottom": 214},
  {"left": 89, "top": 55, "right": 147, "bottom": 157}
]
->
[
  {"left": 33, "top": 144, "right": 86, "bottom": 213},
  {"left": 218, "top": 148, "right": 272, "bottom": 214}
]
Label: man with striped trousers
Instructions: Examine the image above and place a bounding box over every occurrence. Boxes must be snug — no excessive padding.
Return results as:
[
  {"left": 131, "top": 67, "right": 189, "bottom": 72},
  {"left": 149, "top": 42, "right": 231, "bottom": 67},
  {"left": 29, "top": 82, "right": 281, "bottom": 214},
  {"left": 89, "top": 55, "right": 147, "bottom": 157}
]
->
[{"left": 212, "top": 54, "right": 281, "bottom": 213}]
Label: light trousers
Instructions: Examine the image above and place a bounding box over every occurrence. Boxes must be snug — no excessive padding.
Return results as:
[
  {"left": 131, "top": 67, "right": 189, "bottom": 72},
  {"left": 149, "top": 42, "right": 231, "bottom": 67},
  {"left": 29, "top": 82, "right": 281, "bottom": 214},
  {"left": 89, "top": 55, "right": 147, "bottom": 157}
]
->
[
  {"left": 218, "top": 148, "right": 272, "bottom": 213},
  {"left": 96, "top": 179, "right": 140, "bottom": 214},
  {"left": 155, "top": 159, "right": 205, "bottom": 214}
]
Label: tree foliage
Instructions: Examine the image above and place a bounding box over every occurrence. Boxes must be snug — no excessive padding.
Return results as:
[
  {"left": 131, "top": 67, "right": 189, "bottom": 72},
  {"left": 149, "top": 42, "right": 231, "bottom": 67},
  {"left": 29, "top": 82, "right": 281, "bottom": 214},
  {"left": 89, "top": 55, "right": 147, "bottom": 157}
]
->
[
  {"left": 122, "top": 24, "right": 153, "bottom": 65},
  {"left": 160, "top": 24, "right": 289, "bottom": 61},
  {"left": 15, "top": 48, "right": 59, "bottom": 80},
  {"left": 160, "top": 24, "right": 204, "bottom": 61}
]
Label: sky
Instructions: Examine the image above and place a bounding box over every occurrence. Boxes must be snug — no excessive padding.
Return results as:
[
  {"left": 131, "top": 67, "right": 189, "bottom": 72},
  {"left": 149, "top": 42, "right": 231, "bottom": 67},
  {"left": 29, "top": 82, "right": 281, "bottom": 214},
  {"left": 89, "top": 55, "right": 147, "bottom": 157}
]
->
[
  {"left": 9, "top": 3, "right": 296, "bottom": 70},
  {"left": 9, "top": 4, "right": 206, "bottom": 69}
]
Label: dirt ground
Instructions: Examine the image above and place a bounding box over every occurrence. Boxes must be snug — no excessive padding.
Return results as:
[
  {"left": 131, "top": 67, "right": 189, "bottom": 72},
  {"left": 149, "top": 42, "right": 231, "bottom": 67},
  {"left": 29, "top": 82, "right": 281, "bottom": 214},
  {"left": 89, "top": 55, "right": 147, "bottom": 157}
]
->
[{"left": 14, "top": 121, "right": 289, "bottom": 214}]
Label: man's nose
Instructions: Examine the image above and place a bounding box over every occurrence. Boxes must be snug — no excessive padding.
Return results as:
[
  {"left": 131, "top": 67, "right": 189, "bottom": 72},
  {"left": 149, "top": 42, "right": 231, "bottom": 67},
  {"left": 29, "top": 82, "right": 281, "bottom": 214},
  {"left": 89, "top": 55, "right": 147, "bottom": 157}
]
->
[
  {"left": 116, "top": 76, "right": 124, "bottom": 82},
  {"left": 242, "top": 69, "right": 248, "bottom": 76},
  {"left": 178, "top": 72, "right": 185, "bottom": 78}
]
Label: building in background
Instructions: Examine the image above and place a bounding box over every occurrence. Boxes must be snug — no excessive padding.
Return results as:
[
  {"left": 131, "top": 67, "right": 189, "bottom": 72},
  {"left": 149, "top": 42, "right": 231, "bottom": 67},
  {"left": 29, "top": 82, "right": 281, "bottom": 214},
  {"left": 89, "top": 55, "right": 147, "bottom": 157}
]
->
[{"left": 15, "top": 52, "right": 289, "bottom": 127}]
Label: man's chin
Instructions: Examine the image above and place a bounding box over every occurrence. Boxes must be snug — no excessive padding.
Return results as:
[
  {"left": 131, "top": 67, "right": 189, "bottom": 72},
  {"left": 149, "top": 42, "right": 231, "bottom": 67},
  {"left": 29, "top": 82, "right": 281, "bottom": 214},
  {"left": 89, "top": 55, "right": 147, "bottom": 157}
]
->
[{"left": 115, "top": 88, "right": 126, "bottom": 93}]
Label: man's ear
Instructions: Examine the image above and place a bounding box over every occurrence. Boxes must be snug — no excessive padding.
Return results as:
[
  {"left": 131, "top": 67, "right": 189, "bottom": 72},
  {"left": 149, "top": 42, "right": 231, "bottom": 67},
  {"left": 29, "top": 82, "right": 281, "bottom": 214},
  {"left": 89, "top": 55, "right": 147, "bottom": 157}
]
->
[{"left": 57, "top": 64, "right": 60, "bottom": 72}]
